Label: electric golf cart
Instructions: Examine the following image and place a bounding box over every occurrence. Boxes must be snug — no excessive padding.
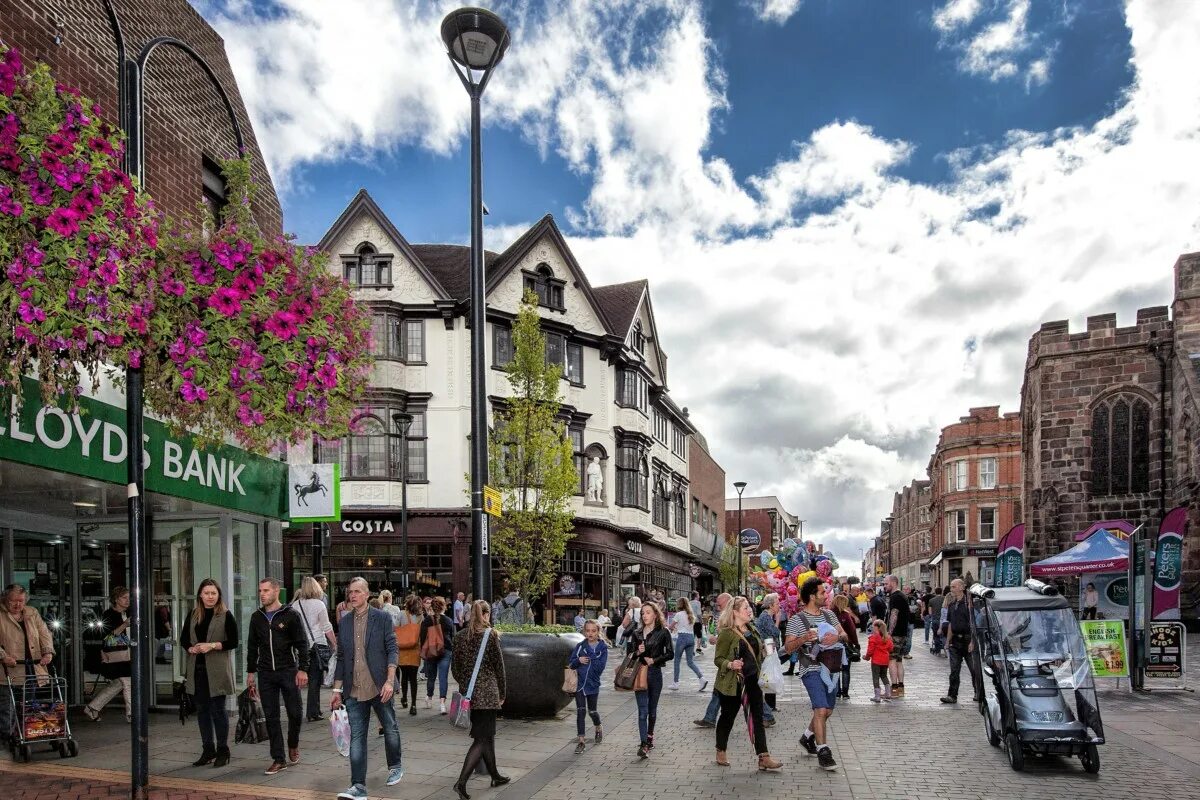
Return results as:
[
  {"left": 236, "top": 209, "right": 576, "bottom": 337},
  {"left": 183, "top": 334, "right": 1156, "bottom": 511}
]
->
[{"left": 970, "top": 579, "right": 1104, "bottom": 774}]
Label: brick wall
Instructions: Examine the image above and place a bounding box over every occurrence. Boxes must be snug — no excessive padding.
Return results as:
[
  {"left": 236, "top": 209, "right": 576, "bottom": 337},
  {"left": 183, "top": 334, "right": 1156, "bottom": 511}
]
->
[
  {"left": 889, "top": 479, "right": 931, "bottom": 578},
  {"left": 1171, "top": 253, "right": 1200, "bottom": 606},
  {"left": 687, "top": 434, "right": 725, "bottom": 539},
  {"left": 0, "top": 0, "right": 281, "bottom": 234}
]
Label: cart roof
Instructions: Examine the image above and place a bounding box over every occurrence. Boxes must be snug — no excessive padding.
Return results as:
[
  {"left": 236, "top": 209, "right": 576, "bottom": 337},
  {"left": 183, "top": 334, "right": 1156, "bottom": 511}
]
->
[{"left": 979, "top": 587, "right": 1071, "bottom": 611}]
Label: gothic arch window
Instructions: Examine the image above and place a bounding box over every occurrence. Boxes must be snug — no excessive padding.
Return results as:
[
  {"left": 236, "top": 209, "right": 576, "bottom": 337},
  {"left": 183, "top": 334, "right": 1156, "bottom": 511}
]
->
[
  {"left": 342, "top": 242, "right": 392, "bottom": 287},
  {"left": 523, "top": 262, "right": 565, "bottom": 310},
  {"left": 1091, "top": 394, "right": 1151, "bottom": 496}
]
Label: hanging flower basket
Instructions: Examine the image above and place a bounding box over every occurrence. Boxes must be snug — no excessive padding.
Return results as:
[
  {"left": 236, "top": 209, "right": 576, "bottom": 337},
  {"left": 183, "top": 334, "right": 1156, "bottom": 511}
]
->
[
  {"left": 0, "top": 45, "right": 158, "bottom": 404},
  {"left": 146, "top": 158, "right": 372, "bottom": 452}
]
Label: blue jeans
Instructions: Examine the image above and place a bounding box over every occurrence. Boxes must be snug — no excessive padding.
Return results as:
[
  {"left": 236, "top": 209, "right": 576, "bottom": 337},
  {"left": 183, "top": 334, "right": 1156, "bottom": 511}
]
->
[
  {"left": 634, "top": 666, "right": 663, "bottom": 744},
  {"left": 703, "top": 688, "right": 721, "bottom": 723},
  {"left": 575, "top": 692, "right": 600, "bottom": 737},
  {"left": 345, "top": 695, "right": 401, "bottom": 788},
  {"left": 923, "top": 615, "right": 933, "bottom": 642},
  {"left": 425, "top": 651, "right": 451, "bottom": 699},
  {"left": 673, "top": 634, "right": 703, "bottom": 683},
  {"left": 903, "top": 625, "right": 914, "bottom": 656}
]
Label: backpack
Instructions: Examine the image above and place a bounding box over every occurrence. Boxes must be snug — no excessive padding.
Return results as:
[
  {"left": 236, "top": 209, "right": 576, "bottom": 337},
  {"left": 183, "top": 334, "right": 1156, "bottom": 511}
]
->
[{"left": 421, "top": 620, "right": 445, "bottom": 660}]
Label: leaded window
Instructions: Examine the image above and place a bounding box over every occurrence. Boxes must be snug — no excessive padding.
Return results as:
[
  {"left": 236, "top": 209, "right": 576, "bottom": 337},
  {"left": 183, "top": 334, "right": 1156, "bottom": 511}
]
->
[{"left": 1091, "top": 395, "right": 1151, "bottom": 496}]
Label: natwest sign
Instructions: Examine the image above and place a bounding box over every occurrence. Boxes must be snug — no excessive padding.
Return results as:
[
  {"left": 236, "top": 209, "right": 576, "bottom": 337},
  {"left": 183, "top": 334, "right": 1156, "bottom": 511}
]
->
[{"left": 340, "top": 519, "right": 396, "bottom": 534}]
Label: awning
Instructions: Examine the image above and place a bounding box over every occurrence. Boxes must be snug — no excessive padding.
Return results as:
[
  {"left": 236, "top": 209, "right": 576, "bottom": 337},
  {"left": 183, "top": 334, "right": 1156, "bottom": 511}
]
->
[
  {"left": 1074, "top": 518, "right": 1134, "bottom": 541},
  {"left": 1030, "top": 528, "right": 1129, "bottom": 576},
  {"left": 928, "top": 552, "right": 944, "bottom": 567}
]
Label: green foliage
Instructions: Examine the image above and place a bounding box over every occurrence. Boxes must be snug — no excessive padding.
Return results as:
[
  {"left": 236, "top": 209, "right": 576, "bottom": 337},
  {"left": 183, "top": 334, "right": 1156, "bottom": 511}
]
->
[
  {"left": 719, "top": 545, "right": 743, "bottom": 591},
  {"left": 492, "top": 624, "right": 576, "bottom": 635},
  {"left": 488, "top": 292, "right": 578, "bottom": 610}
]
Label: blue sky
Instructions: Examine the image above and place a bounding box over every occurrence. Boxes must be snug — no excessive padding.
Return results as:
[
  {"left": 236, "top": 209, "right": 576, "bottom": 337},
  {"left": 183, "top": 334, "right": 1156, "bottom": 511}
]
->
[{"left": 199, "top": 0, "right": 1200, "bottom": 567}]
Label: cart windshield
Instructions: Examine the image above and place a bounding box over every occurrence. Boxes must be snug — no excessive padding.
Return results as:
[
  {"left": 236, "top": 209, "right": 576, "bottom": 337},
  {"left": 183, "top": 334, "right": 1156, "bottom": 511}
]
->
[{"left": 994, "top": 608, "right": 1083, "bottom": 661}]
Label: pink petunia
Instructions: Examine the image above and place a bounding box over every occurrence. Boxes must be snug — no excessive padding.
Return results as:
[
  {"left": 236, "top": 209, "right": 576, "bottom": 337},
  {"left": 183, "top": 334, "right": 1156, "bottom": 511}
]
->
[
  {"left": 264, "top": 311, "right": 300, "bottom": 341},
  {"left": 208, "top": 287, "right": 243, "bottom": 317},
  {"left": 45, "top": 207, "right": 80, "bottom": 237}
]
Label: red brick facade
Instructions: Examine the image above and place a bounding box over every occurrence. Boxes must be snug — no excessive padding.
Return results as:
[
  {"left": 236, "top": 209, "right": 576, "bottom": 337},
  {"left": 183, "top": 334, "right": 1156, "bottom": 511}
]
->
[
  {"left": 929, "top": 406, "right": 1021, "bottom": 587},
  {"left": 887, "top": 479, "right": 931, "bottom": 587},
  {"left": 687, "top": 434, "right": 726, "bottom": 540},
  {"left": 0, "top": 0, "right": 281, "bottom": 234},
  {"left": 1021, "top": 252, "right": 1200, "bottom": 616}
]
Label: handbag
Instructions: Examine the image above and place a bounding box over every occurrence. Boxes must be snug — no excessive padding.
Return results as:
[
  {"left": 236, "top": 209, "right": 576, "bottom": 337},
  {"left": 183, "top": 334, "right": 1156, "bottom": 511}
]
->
[
  {"left": 613, "top": 652, "right": 640, "bottom": 691},
  {"left": 101, "top": 628, "right": 131, "bottom": 664},
  {"left": 173, "top": 679, "right": 196, "bottom": 725},
  {"left": 450, "top": 628, "right": 491, "bottom": 729},
  {"left": 848, "top": 643, "right": 861, "bottom": 663},
  {"left": 816, "top": 648, "right": 843, "bottom": 673},
  {"left": 562, "top": 644, "right": 580, "bottom": 694},
  {"left": 631, "top": 662, "right": 648, "bottom": 691},
  {"left": 293, "top": 599, "right": 331, "bottom": 672}
]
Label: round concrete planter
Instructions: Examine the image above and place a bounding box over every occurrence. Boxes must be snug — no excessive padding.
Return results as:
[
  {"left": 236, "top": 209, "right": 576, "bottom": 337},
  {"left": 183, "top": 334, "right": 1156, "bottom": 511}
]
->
[{"left": 498, "top": 631, "right": 584, "bottom": 718}]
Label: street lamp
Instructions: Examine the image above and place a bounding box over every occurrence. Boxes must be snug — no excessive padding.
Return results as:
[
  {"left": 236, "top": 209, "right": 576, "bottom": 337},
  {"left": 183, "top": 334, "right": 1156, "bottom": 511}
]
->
[
  {"left": 392, "top": 412, "right": 413, "bottom": 592},
  {"left": 734, "top": 481, "right": 747, "bottom": 598},
  {"left": 441, "top": 7, "right": 510, "bottom": 602}
]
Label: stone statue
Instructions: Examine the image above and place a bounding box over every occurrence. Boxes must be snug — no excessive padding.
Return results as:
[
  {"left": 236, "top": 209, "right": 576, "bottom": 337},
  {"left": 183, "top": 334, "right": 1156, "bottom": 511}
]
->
[{"left": 586, "top": 456, "right": 604, "bottom": 501}]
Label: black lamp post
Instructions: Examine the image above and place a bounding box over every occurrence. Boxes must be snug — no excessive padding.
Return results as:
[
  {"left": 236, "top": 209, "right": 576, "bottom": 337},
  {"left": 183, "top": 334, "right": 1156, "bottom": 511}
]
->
[
  {"left": 734, "top": 481, "right": 747, "bottom": 597},
  {"left": 441, "top": 7, "right": 510, "bottom": 603},
  {"left": 393, "top": 412, "right": 413, "bottom": 592}
]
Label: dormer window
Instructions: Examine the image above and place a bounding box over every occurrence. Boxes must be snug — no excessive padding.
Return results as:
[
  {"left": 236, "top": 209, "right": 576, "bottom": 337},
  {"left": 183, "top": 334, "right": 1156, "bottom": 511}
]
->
[
  {"left": 343, "top": 243, "right": 392, "bottom": 288},
  {"left": 632, "top": 321, "right": 646, "bottom": 354},
  {"left": 523, "top": 263, "right": 565, "bottom": 310}
]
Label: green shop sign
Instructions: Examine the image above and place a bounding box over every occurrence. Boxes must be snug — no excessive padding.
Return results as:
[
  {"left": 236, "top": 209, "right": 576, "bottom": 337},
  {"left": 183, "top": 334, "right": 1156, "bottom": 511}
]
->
[{"left": 0, "top": 377, "right": 286, "bottom": 518}]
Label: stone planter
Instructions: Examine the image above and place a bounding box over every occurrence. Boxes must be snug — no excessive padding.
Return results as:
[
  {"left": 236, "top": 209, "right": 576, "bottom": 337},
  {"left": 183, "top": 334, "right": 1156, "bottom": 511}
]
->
[{"left": 498, "top": 631, "right": 584, "bottom": 718}]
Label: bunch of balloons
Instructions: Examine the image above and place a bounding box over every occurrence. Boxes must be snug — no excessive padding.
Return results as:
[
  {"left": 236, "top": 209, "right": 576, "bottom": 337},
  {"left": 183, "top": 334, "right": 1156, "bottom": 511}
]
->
[{"left": 747, "top": 538, "right": 840, "bottom": 616}]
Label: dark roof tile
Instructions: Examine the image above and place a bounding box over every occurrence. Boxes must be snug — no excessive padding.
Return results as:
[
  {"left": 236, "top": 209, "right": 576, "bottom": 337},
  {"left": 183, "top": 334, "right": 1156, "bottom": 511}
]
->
[
  {"left": 592, "top": 280, "right": 647, "bottom": 338},
  {"left": 408, "top": 244, "right": 500, "bottom": 301}
]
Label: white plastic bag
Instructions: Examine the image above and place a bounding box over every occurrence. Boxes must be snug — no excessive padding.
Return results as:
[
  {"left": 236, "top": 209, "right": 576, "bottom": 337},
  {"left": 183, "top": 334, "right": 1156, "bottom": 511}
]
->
[
  {"left": 330, "top": 708, "right": 350, "bottom": 757},
  {"left": 760, "top": 640, "right": 785, "bottom": 696},
  {"left": 323, "top": 651, "right": 337, "bottom": 688}
]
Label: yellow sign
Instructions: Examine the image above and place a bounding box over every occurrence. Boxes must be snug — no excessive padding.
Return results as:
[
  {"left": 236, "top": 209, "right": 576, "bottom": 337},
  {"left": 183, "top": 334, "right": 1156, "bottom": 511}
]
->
[{"left": 483, "top": 485, "right": 503, "bottom": 517}]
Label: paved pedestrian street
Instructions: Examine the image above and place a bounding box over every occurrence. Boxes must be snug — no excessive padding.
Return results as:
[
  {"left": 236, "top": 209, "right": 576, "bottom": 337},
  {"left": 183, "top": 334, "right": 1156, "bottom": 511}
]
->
[{"left": 5, "top": 640, "right": 1200, "bottom": 800}]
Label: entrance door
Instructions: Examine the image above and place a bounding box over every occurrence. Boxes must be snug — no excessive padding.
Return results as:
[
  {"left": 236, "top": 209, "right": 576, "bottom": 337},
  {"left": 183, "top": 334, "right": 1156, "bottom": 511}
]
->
[{"left": 8, "top": 531, "right": 72, "bottom": 684}]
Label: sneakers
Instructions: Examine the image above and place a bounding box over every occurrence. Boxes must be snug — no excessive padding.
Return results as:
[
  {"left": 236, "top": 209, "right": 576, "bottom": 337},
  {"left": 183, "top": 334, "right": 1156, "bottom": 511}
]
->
[
  {"left": 575, "top": 741, "right": 586, "bottom": 755},
  {"left": 941, "top": 696, "right": 957, "bottom": 704},
  {"left": 337, "top": 785, "right": 368, "bottom": 800},
  {"left": 385, "top": 767, "right": 404, "bottom": 786},
  {"left": 265, "top": 760, "right": 288, "bottom": 776},
  {"left": 799, "top": 734, "right": 817, "bottom": 756},
  {"left": 698, "top": 680, "right": 709, "bottom": 693},
  {"left": 693, "top": 718, "right": 716, "bottom": 728},
  {"left": 424, "top": 696, "right": 432, "bottom": 709},
  {"left": 668, "top": 682, "right": 680, "bottom": 691},
  {"left": 594, "top": 728, "right": 603, "bottom": 744},
  {"left": 289, "top": 747, "right": 301, "bottom": 764},
  {"left": 817, "top": 747, "right": 838, "bottom": 772},
  {"left": 439, "top": 699, "right": 447, "bottom": 715}
]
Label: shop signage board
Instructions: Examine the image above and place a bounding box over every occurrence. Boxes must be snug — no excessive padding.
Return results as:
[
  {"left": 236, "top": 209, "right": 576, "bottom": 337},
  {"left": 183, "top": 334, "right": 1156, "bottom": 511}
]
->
[
  {"left": 739, "top": 528, "right": 761, "bottom": 552},
  {"left": 1146, "top": 621, "right": 1186, "bottom": 687},
  {"left": 288, "top": 463, "right": 340, "bottom": 522},
  {"left": 0, "top": 376, "right": 287, "bottom": 518},
  {"left": 1080, "top": 619, "right": 1129, "bottom": 678}
]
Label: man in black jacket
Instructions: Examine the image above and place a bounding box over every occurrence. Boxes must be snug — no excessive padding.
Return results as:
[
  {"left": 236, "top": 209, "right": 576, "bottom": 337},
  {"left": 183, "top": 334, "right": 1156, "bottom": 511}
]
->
[
  {"left": 247, "top": 577, "right": 310, "bottom": 775},
  {"left": 939, "top": 579, "right": 982, "bottom": 704}
]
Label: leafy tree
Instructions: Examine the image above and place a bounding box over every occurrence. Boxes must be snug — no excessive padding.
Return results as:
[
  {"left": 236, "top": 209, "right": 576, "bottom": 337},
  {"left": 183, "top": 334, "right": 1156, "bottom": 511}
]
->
[
  {"left": 487, "top": 292, "right": 578, "bottom": 616},
  {"left": 718, "top": 545, "right": 742, "bottom": 593}
]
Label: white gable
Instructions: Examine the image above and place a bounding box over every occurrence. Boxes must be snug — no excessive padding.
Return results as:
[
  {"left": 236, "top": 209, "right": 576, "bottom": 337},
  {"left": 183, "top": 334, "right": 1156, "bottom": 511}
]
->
[
  {"left": 325, "top": 210, "right": 439, "bottom": 305},
  {"left": 488, "top": 235, "right": 608, "bottom": 336}
]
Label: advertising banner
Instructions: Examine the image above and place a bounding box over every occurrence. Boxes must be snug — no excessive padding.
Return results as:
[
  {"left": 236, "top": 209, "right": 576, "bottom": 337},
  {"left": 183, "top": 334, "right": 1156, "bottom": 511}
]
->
[
  {"left": 1080, "top": 619, "right": 1129, "bottom": 678},
  {"left": 288, "top": 463, "right": 340, "bottom": 522},
  {"left": 994, "top": 523, "right": 1025, "bottom": 587},
  {"left": 1153, "top": 507, "right": 1188, "bottom": 620},
  {"left": 1146, "top": 621, "right": 1186, "bottom": 687},
  {"left": 1080, "top": 572, "right": 1129, "bottom": 620}
]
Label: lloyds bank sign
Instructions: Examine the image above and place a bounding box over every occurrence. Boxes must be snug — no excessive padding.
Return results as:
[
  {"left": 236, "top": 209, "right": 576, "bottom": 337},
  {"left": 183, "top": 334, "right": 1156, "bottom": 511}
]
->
[{"left": 0, "top": 377, "right": 287, "bottom": 518}]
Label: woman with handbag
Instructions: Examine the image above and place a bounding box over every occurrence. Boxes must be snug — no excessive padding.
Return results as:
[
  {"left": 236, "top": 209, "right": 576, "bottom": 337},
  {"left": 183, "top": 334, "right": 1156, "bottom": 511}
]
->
[
  {"left": 832, "top": 595, "right": 859, "bottom": 699},
  {"left": 83, "top": 586, "right": 133, "bottom": 722},
  {"left": 181, "top": 578, "right": 239, "bottom": 768},
  {"left": 614, "top": 595, "right": 641, "bottom": 647},
  {"left": 713, "top": 596, "right": 781, "bottom": 771},
  {"left": 450, "top": 600, "right": 509, "bottom": 800},
  {"left": 627, "top": 602, "right": 672, "bottom": 760},
  {"left": 394, "top": 595, "right": 422, "bottom": 716},
  {"left": 568, "top": 619, "right": 608, "bottom": 754},
  {"left": 419, "top": 596, "right": 455, "bottom": 714},
  {"left": 292, "top": 576, "right": 336, "bottom": 722}
]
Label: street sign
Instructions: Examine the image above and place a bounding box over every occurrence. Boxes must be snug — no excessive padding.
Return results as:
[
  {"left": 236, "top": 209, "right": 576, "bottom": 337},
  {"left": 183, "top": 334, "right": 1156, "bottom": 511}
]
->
[
  {"left": 739, "top": 528, "right": 761, "bottom": 553},
  {"left": 1147, "top": 621, "right": 1187, "bottom": 688},
  {"left": 688, "top": 563, "right": 701, "bottom": 579},
  {"left": 483, "top": 485, "right": 503, "bottom": 517}
]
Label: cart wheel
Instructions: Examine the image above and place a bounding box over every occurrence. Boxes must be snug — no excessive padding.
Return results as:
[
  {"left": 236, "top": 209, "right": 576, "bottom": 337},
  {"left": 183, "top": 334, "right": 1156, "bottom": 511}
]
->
[
  {"left": 67, "top": 740, "right": 77, "bottom": 758},
  {"left": 1081, "top": 743, "right": 1100, "bottom": 774},
  {"left": 1005, "top": 733, "right": 1024, "bottom": 771},
  {"left": 983, "top": 710, "right": 1001, "bottom": 747},
  {"left": 57, "top": 742, "right": 68, "bottom": 758}
]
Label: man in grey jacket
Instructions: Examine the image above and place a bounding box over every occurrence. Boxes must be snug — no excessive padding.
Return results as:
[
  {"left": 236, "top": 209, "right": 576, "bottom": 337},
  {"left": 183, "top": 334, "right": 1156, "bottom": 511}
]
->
[{"left": 332, "top": 577, "right": 403, "bottom": 800}]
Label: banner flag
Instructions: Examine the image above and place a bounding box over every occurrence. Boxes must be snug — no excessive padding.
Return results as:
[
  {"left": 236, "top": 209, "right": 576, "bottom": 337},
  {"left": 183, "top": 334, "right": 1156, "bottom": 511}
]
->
[
  {"left": 994, "top": 523, "right": 1025, "bottom": 587},
  {"left": 1153, "top": 507, "right": 1188, "bottom": 620}
]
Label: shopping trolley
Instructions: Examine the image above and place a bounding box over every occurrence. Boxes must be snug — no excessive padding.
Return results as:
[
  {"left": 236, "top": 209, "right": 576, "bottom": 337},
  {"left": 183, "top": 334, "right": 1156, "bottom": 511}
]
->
[{"left": 5, "top": 663, "right": 78, "bottom": 762}]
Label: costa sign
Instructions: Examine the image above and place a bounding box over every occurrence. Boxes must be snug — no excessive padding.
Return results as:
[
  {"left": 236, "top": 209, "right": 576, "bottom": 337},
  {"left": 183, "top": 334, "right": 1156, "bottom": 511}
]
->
[{"left": 340, "top": 519, "right": 395, "bottom": 534}]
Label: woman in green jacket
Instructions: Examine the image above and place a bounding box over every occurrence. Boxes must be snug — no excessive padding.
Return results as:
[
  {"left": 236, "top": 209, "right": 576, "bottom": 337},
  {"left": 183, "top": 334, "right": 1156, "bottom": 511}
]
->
[{"left": 713, "top": 596, "right": 781, "bottom": 771}]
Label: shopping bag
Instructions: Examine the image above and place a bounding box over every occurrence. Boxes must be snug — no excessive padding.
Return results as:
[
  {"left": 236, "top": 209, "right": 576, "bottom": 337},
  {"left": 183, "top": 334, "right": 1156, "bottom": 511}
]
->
[
  {"left": 562, "top": 667, "right": 578, "bottom": 694},
  {"left": 450, "top": 692, "right": 472, "bottom": 729},
  {"left": 330, "top": 708, "right": 350, "bottom": 757},
  {"left": 760, "top": 645, "right": 785, "bottom": 696},
  {"left": 323, "top": 651, "right": 338, "bottom": 688}
]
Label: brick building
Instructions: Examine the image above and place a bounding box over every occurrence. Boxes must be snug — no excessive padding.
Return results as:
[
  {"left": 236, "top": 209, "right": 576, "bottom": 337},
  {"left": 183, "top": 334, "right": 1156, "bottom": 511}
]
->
[
  {"left": 928, "top": 406, "right": 1022, "bottom": 587},
  {"left": 0, "top": 0, "right": 281, "bottom": 234},
  {"left": 724, "top": 496, "right": 801, "bottom": 558},
  {"left": 885, "top": 479, "right": 932, "bottom": 588},
  {"left": 1021, "top": 252, "right": 1200, "bottom": 616},
  {"left": 686, "top": 429, "right": 726, "bottom": 595}
]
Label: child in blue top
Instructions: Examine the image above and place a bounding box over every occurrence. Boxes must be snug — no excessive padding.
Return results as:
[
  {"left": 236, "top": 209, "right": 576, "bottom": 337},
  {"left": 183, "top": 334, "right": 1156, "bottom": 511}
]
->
[{"left": 569, "top": 619, "right": 609, "bottom": 754}]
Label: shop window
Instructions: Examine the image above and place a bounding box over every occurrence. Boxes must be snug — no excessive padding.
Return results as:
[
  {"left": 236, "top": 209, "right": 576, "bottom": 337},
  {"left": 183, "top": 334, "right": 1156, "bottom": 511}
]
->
[{"left": 1091, "top": 395, "right": 1151, "bottom": 496}]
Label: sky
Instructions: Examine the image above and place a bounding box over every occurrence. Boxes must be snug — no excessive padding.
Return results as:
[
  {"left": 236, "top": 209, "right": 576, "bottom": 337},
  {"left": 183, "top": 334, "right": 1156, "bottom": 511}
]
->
[{"left": 194, "top": 0, "right": 1200, "bottom": 575}]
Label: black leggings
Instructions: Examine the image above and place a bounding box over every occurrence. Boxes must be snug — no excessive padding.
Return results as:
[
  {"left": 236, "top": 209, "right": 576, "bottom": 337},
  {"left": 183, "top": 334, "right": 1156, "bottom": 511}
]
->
[
  {"left": 575, "top": 692, "right": 601, "bottom": 737},
  {"left": 715, "top": 683, "right": 768, "bottom": 755},
  {"left": 399, "top": 665, "right": 419, "bottom": 706}
]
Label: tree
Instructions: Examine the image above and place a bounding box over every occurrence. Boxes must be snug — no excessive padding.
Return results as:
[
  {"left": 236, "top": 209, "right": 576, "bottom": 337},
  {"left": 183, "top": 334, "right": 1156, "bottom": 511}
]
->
[
  {"left": 487, "top": 292, "right": 578, "bottom": 616},
  {"left": 718, "top": 546, "right": 742, "bottom": 592}
]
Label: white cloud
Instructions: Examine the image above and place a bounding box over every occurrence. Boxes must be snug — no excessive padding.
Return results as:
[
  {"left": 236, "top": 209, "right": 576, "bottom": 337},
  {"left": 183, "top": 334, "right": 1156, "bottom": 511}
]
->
[
  {"left": 745, "top": 0, "right": 804, "bottom": 25},
  {"left": 933, "top": 0, "right": 983, "bottom": 32},
  {"left": 205, "top": 0, "right": 1200, "bottom": 568},
  {"left": 932, "top": 0, "right": 1057, "bottom": 87}
]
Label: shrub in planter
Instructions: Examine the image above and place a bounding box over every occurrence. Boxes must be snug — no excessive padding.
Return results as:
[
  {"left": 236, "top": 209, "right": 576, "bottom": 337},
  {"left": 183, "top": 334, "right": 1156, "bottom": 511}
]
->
[{"left": 494, "top": 627, "right": 583, "bottom": 718}]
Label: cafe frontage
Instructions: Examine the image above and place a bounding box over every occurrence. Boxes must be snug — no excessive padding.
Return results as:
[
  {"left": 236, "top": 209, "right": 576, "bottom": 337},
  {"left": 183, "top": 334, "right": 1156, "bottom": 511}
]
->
[{"left": 0, "top": 377, "right": 287, "bottom": 706}]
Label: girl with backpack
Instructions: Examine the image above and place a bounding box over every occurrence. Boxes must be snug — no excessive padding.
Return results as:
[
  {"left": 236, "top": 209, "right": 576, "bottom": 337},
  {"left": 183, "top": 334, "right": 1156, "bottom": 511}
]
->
[
  {"left": 865, "top": 619, "right": 893, "bottom": 702},
  {"left": 419, "top": 596, "right": 455, "bottom": 714},
  {"left": 396, "top": 594, "right": 423, "bottom": 716},
  {"left": 569, "top": 619, "right": 608, "bottom": 754}
]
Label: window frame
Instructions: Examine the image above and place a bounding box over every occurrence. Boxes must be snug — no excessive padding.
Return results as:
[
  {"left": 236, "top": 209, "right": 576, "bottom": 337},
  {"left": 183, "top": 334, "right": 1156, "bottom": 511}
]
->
[
  {"left": 493, "top": 324, "right": 513, "bottom": 367},
  {"left": 978, "top": 506, "right": 997, "bottom": 541},
  {"left": 979, "top": 457, "right": 997, "bottom": 490},
  {"left": 321, "top": 406, "right": 428, "bottom": 482},
  {"left": 945, "top": 460, "right": 967, "bottom": 492},
  {"left": 946, "top": 509, "right": 967, "bottom": 543},
  {"left": 342, "top": 243, "right": 392, "bottom": 289},
  {"left": 522, "top": 263, "right": 567, "bottom": 312}
]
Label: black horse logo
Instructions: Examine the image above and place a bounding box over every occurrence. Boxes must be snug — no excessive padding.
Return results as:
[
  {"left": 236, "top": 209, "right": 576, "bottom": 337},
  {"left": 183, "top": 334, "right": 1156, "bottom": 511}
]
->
[{"left": 294, "top": 471, "right": 328, "bottom": 507}]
